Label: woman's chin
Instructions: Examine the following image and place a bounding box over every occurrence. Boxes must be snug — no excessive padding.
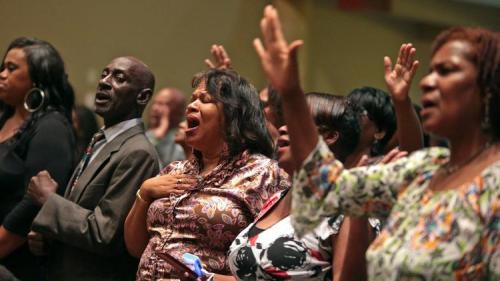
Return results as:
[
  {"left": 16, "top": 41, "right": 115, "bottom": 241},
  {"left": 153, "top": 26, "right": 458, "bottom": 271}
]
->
[
  {"left": 185, "top": 139, "right": 198, "bottom": 149},
  {"left": 422, "top": 120, "right": 443, "bottom": 138},
  {"left": 185, "top": 138, "right": 208, "bottom": 153}
]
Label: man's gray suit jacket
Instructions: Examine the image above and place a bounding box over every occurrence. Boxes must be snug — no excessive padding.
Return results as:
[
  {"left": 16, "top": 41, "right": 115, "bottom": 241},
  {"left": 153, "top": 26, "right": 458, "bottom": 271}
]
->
[{"left": 32, "top": 123, "right": 159, "bottom": 281}]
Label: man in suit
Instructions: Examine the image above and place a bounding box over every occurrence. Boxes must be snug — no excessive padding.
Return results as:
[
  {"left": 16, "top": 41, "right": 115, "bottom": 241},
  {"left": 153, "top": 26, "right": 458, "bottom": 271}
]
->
[{"left": 26, "top": 56, "right": 160, "bottom": 281}]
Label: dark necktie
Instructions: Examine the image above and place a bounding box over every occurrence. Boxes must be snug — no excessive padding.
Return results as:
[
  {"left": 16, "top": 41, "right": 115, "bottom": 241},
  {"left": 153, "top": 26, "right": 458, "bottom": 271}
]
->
[{"left": 70, "top": 130, "right": 105, "bottom": 191}]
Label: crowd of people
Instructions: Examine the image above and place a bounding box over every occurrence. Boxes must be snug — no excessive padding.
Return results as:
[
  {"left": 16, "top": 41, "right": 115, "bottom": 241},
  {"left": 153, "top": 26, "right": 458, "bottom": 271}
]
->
[{"left": 0, "top": 4, "right": 498, "bottom": 281}]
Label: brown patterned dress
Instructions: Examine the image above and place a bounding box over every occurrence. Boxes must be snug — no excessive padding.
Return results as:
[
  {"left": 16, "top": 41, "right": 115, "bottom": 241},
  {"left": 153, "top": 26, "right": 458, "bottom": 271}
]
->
[{"left": 137, "top": 150, "right": 289, "bottom": 280}]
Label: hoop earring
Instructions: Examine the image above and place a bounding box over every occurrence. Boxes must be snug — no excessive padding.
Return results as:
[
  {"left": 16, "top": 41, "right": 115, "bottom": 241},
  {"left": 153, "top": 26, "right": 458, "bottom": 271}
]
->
[
  {"left": 481, "top": 91, "right": 492, "bottom": 131},
  {"left": 24, "top": 88, "right": 46, "bottom": 113},
  {"left": 373, "top": 131, "right": 385, "bottom": 141}
]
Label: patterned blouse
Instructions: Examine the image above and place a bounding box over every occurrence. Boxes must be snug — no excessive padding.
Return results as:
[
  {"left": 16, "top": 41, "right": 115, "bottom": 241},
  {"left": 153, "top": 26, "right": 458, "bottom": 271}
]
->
[
  {"left": 228, "top": 189, "right": 343, "bottom": 281},
  {"left": 291, "top": 138, "right": 500, "bottom": 281},
  {"left": 137, "top": 150, "right": 289, "bottom": 280}
]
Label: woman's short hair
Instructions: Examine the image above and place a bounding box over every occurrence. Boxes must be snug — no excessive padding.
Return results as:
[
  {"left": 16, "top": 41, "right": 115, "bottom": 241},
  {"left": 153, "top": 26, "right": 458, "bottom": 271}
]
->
[
  {"left": 263, "top": 84, "right": 284, "bottom": 128},
  {"left": 0, "top": 37, "right": 75, "bottom": 145},
  {"left": 192, "top": 69, "right": 274, "bottom": 158},
  {"left": 432, "top": 27, "right": 500, "bottom": 140},
  {"left": 306, "top": 92, "right": 361, "bottom": 162},
  {"left": 347, "top": 87, "right": 396, "bottom": 156}
]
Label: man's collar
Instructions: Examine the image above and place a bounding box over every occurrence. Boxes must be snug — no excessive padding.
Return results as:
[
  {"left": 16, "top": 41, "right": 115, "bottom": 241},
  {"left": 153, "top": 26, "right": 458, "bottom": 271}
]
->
[{"left": 102, "top": 118, "right": 142, "bottom": 143}]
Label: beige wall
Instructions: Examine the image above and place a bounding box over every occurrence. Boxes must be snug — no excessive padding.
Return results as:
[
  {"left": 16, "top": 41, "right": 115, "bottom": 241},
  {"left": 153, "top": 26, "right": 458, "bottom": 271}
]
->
[
  {"left": 0, "top": 0, "right": 271, "bottom": 107},
  {"left": 275, "top": 0, "right": 499, "bottom": 100},
  {"left": 1, "top": 0, "right": 498, "bottom": 110}
]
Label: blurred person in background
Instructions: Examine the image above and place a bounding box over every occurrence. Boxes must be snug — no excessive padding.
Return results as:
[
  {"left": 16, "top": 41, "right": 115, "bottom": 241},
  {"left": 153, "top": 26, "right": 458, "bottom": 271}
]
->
[
  {"left": 146, "top": 88, "right": 187, "bottom": 167},
  {"left": 72, "top": 105, "right": 99, "bottom": 164}
]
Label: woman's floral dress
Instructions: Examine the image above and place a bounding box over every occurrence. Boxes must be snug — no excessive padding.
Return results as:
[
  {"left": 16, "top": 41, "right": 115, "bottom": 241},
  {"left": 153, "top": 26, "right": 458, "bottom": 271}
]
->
[{"left": 291, "top": 138, "right": 500, "bottom": 281}]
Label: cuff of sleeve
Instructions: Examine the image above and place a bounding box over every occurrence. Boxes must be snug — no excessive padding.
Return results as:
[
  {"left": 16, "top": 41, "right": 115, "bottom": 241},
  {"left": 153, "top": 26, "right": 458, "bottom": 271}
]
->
[
  {"left": 3, "top": 197, "right": 41, "bottom": 237},
  {"left": 291, "top": 137, "right": 342, "bottom": 238},
  {"left": 31, "top": 193, "right": 66, "bottom": 235}
]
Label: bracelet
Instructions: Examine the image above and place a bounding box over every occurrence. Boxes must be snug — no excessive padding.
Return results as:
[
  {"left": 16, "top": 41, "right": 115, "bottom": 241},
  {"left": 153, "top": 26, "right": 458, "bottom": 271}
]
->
[
  {"left": 205, "top": 273, "right": 215, "bottom": 281},
  {"left": 136, "top": 189, "right": 151, "bottom": 204}
]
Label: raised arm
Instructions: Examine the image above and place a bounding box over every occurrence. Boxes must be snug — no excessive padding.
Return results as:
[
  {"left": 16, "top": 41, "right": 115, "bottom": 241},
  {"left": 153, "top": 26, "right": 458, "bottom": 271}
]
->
[
  {"left": 291, "top": 138, "right": 448, "bottom": 237},
  {"left": 205, "top": 44, "right": 232, "bottom": 70},
  {"left": 384, "top": 43, "right": 423, "bottom": 153},
  {"left": 254, "top": 5, "right": 316, "bottom": 171}
]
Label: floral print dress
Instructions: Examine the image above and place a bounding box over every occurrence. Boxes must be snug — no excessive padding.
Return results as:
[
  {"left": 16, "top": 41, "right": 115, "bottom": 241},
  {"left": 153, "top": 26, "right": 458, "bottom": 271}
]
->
[
  {"left": 137, "top": 151, "right": 289, "bottom": 280},
  {"left": 291, "top": 138, "right": 500, "bottom": 281}
]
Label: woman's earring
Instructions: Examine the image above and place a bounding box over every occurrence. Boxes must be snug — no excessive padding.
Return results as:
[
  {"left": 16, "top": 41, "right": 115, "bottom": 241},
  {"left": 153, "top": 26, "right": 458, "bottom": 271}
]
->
[
  {"left": 373, "top": 131, "right": 385, "bottom": 140},
  {"left": 481, "top": 91, "right": 492, "bottom": 131},
  {"left": 24, "top": 87, "right": 46, "bottom": 113},
  {"left": 221, "top": 143, "right": 230, "bottom": 158},
  {"left": 371, "top": 131, "right": 386, "bottom": 156}
]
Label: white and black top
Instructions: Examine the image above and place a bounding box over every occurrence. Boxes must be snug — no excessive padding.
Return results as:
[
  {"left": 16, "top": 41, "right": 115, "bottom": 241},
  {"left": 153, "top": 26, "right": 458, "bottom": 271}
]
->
[{"left": 228, "top": 189, "right": 344, "bottom": 281}]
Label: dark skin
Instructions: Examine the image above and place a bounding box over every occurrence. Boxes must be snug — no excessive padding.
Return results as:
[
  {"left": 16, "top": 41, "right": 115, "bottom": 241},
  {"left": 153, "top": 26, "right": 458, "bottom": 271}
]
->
[
  {"left": 0, "top": 48, "right": 32, "bottom": 257},
  {"left": 254, "top": 7, "right": 412, "bottom": 281},
  {"left": 26, "top": 57, "right": 154, "bottom": 254},
  {"left": 27, "top": 56, "right": 153, "bottom": 206},
  {"left": 95, "top": 57, "right": 153, "bottom": 128}
]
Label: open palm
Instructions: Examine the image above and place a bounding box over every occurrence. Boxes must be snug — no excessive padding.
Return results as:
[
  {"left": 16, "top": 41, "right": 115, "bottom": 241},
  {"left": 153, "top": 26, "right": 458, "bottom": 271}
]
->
[
  {"left": 254, "top": 5, "right": 303, "bottom": 95},
  {"left": 205, "top": 44, "right": 232, "bottom": 70},
  {"left": 384, "top": 43, "right": 419, "bottom": 102}
]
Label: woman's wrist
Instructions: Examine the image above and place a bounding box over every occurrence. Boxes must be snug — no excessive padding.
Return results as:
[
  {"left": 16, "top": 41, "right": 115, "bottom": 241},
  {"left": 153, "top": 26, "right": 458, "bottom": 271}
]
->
[
  {"left": 206, "top": 273, "right": 215, "bottom": 281},
  {"left": 136, "top": 188, "right": 151, "bottom": 204},
  {"left": 392, "top": 94, "right": 411, "bottom": 107}
]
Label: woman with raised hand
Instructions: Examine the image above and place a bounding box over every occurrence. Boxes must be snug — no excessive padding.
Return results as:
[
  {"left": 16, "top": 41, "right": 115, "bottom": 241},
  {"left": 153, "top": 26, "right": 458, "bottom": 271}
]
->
[
  {"left": 346, "top": 43, "right": 423, "bottom": 167},
  {"left": 228, "top": 92, "right": 380, "bottom": 281},
  {"left": 383, "top": 42, "right": 424, "bottom": 153},
  {"left": 125, "top": 68, "right": 289, "bottom": 281},
  {"left": 255, "top": 5, "right": 500, "bottom": 281},
  {"left": 0, "top": 37, "right": 75, "bottom": 280}
]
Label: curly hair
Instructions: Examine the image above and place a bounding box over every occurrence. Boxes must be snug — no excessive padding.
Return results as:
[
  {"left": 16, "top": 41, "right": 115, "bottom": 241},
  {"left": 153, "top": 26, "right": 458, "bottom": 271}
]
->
[{"left": 192, "top": 69, "right": 274, "bottom": 158}]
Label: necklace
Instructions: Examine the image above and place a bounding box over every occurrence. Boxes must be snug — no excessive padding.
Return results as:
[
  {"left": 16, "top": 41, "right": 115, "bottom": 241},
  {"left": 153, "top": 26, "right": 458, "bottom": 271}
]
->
[{"left": 442, "top": 142, "right": 491, "bottom": 175}]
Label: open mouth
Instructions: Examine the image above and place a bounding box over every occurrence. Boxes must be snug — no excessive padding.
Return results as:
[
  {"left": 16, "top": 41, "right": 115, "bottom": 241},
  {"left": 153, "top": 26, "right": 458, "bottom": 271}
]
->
[
  {"left": 276, "top": 137, "right": 290, "bottom": 149},
  {"left": 185, "top": 115, "right": 200, "bottom": 136},
  {"left": 95, "top": 92, "right": 111, "bottom": 104},
  {"left": 276, "top": 135, "right": 291, "bottom": 160},
  {"left": 421, "top": 99, "right": 437, "bottom": 109},
  {"left": 420, "top": 97, "right": 439, "bottom": 121}
]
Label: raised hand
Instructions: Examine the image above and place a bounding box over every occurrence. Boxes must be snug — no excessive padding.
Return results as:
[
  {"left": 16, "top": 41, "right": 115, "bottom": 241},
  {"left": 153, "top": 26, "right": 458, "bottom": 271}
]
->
[
  {"left": 253, "top": 5, "right": 303, "bottom": 95},
  {"left": 205, "top": 44, "right": 232, "bottom": 70},
  {"left": 384, "top": 43, "right": 419, "bottom": 103}
]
